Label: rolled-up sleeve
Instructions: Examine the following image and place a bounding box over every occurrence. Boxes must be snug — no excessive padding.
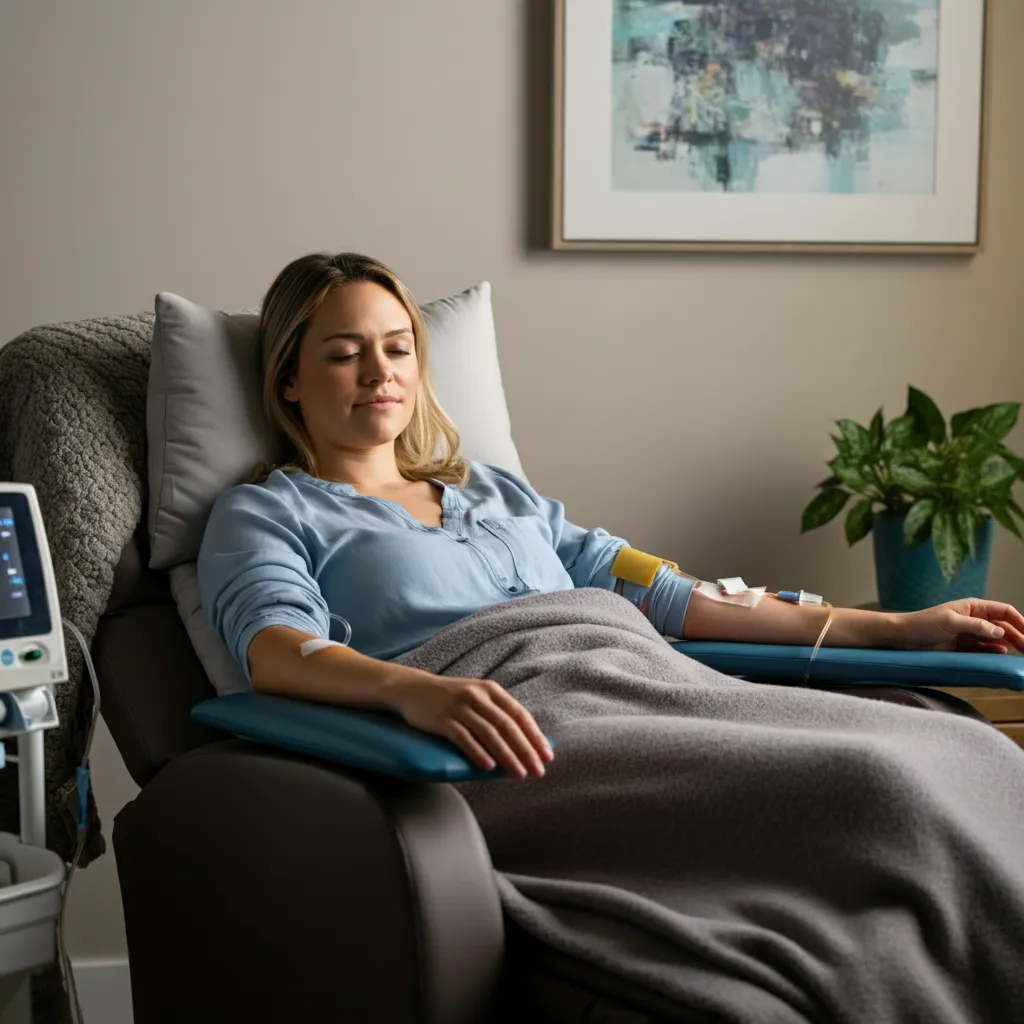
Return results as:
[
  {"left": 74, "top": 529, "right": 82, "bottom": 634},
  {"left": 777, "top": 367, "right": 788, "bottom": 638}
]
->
[
  {"left": 197, "top": 487, "right": 330, "bottom": 683},
  {"left": 489, "top": 466, "right": 695, "bottom": 638}
]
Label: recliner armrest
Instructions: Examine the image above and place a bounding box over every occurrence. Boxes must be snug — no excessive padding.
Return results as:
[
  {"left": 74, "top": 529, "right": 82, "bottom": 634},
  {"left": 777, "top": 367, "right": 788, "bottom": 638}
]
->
[
  {"left": 192, "top": 692, "right": 507, "bottom": 781},
  {"left": 115, "top": 739, "right": 504, "bottom": 1024},
  {"left": 673, "top": 642, "right": 1024, "bottom": 691}
]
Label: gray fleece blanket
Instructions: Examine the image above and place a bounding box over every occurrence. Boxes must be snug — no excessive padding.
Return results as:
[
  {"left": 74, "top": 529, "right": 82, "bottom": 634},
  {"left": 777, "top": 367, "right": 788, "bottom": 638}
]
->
[{"left": 398, "top": 587, "right": 1024, "bottom": 1024}]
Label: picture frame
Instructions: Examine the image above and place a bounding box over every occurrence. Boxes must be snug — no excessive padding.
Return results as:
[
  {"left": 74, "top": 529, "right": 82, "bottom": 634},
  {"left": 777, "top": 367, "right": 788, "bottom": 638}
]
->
[{"left": 552, "top": 0, "right": 990, "bottom": 254}]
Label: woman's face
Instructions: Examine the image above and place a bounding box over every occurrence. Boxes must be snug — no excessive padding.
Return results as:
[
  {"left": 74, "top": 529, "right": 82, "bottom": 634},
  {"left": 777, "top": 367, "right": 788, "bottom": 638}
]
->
[{"left": 283, "top": 281, "right": 419, "bottom": 458}]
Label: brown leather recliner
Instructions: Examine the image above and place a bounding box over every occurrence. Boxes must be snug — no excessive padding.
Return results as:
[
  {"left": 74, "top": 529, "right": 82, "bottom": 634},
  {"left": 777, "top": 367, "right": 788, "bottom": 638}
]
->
[{"left": 96, "top": 521, "right": 989, "bottom": 1024}]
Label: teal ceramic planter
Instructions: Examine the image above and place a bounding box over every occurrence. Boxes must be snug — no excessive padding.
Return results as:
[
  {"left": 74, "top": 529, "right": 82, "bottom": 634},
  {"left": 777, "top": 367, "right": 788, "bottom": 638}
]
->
[{"left": 872, "top": 512, "right": 994, "bottom": 612}]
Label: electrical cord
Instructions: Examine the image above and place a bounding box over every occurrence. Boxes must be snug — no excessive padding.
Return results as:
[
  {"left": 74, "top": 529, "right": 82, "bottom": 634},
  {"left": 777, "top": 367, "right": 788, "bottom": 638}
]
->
[{"left": 56, "top": 617, "right": 100, "bottom": 1024}]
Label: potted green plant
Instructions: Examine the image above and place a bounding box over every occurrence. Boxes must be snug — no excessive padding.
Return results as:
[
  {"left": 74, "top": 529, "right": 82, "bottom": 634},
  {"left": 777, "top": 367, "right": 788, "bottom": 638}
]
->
[{"left": 801, "top": 386, "right": 1024, "bottom": 611}]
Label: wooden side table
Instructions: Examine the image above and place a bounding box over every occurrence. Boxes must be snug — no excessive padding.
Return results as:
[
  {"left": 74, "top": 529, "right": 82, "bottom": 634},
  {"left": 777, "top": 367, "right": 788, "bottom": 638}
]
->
[
  {"left": 856, "top": 602, "right": 1024, "bottom": 750},
  {"left": 931, "top": 688, "right": 1024, "bottom": 750}
]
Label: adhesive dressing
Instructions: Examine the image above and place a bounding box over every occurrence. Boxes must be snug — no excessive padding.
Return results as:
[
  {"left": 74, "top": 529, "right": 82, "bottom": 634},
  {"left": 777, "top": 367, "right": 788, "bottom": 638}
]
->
[{"left": 299, "top": 612, "right": 353, "bottom": 657}]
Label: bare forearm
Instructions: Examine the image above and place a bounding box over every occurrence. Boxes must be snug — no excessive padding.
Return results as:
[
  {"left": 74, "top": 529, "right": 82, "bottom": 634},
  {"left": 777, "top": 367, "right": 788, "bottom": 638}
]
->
[
  {"left": 248, "top": 625, "right": 553, "bottom": 780},
  {"left": 247, "top": 624, "right": 432, "bottom": 710},
  {"left": 682, "top": 591, "right": 902, "bottom": 648}
]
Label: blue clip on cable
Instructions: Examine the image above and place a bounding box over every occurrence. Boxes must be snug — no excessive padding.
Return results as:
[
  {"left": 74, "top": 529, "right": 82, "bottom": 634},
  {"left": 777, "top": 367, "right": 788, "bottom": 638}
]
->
[{"left": 75, "top": 765, "right": 90, "bottom": 833}]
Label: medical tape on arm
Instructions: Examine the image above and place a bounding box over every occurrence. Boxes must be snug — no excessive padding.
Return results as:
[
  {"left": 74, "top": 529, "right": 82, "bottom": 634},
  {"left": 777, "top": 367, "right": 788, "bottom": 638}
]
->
[
  {"left": 299, "top": 612, "right": 353, "bottom": 657},
  {"left": 693, "top": 580, "right": 766, "bottom": 608},
  {"left": 299, "top": 638, "right": 346, "bottom": 657}
]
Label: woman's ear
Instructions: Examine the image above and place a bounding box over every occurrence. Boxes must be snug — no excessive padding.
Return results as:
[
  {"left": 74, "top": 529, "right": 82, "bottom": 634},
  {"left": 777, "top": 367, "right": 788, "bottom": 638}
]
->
[{"left": 282, "top": 376, "right": 299, "bottom": 403}]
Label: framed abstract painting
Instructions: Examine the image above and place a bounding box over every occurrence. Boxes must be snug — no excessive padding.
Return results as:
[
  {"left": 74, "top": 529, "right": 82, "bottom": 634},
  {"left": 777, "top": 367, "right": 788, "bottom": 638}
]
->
[{"left": 553, "top": 0, "right": 990, "bottom": 253}]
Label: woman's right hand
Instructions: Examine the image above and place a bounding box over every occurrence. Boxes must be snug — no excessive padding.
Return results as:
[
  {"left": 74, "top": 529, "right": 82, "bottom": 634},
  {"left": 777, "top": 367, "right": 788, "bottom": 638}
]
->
[{"left": 389, "top": 671, "right": 554, "bottom": 779}]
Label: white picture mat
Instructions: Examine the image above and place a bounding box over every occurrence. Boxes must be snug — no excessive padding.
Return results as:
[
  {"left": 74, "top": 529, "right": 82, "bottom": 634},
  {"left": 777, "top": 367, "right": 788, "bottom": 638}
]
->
[{"left": 562, "top": 0, "right": 985, "bottom": 246}]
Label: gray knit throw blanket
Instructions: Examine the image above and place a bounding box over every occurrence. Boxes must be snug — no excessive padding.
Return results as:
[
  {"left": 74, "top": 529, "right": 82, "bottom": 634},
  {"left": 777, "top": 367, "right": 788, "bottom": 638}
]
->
[
  {"left": 399, "top": 588, "right": 1024, "bottom": 1023},
  {"left": 0, "top": 313, "right": 154, "bottom": 868}
]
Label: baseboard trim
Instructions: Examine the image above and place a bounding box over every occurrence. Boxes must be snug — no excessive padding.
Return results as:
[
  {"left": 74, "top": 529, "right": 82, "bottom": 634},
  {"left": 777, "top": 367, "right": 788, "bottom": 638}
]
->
[{"left": 70, "top": 958, "right": 132, "bottom": 1024}]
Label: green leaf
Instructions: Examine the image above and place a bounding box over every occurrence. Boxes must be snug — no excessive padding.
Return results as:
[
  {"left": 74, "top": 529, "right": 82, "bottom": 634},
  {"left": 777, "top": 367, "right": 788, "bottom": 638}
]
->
[
  {"left": 903, "top": 498, "right": 936, "bottom": 547},
  {"left": 889, "top": 465, "right": 933, "bottom": 495},
  {"left": 882, "top": 413, "right": 926, "bottom": 454},
  {"left": 835, "top": 419, "right": 873, "bottom": 459},
  {"left": 989, "top": 502, "right": 1023, "bottom": 540},
  {"left": 801, "top": 489, "right": 851, "bottom": 533},
  {"left": 829, "top": 434, "right": 852, "bottom": 463},
  {"left": 970, "top": 403, "right": 1020, "bottom": 441},
  {"left": 907, "top": 386, "right": 946, "bottom": 444},
  {"left": 827, "top": 456, "right": 869, "bottom": 492},
  {"left": 996, "top": 445, "right": 1024, "bottom": 477},
  {"left": 952, "top": 432, "right": 992, "bottom": 463},
  {"left": 955, "top": 505, "right": 980, "bottom": 559},
  {"left": 980, "top": 457, "right": 1019, "bottom": 492},
  {"left": 952, "top": 456, "right": 982, "bottom": 492},
  {"left": 844, "top": 498, "right": 875, "bottom": 546},
  {"left": 869, "top": 407, "right": 885, "bottom": 444},
  {"left": 951, "top": 408, "right": 983, "bottom": 438},
  {"left": 913, "top": 448, "right": 942, "bottom": 475},
  {"left": 1007, "top": 501, "right": 1024, "bottom": 541},
  {"left": 932, "top": 509, "right": 966, "bottom": 582},
  {"left": 815, "top": 475, "right": 841, "bottom": 489}
]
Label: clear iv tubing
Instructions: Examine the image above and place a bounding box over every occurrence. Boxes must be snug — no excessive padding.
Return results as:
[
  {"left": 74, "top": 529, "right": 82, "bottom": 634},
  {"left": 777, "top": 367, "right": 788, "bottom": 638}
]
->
[
  {"left": 327, "top": 612, "right": 353, "bottom": 647},
  {"left": 299, "top": 613, "right": 353, "bottom": 657}
]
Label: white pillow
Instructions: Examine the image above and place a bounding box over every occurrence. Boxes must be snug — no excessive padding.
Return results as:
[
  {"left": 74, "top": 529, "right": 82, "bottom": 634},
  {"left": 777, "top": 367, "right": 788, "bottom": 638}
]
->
[{"left": 146, "top": 281, "right": 524, "bottom": 695}]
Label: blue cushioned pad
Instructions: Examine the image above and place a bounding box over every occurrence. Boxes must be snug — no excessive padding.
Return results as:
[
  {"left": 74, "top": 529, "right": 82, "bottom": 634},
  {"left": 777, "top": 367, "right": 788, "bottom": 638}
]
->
[
  {"left": 192, "top": 648, "right": 1020, "bottom": 783},
  {"left": 672, "top": 642, "right": 1024, "bottom": 691},
  {"left": 192, "top": 693, "right": 510, "bottom": 782}
]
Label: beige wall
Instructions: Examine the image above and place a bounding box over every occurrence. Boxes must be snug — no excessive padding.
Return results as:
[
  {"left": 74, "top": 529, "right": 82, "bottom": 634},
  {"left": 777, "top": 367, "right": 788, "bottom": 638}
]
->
[{"left": 2, "top": 0, "right": 1021, "bottom": 960}]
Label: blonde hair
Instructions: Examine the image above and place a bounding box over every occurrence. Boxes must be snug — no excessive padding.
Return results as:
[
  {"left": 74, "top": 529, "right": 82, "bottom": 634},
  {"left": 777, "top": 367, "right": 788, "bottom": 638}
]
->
[{"left": 251, "top": 252, "right": 469, "bottom": 486}]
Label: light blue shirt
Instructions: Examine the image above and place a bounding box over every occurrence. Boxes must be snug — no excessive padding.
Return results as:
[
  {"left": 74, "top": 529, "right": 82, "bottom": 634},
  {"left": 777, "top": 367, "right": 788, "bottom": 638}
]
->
[{"left": 197, "top": 462, "right": 695, "bottom": 684}]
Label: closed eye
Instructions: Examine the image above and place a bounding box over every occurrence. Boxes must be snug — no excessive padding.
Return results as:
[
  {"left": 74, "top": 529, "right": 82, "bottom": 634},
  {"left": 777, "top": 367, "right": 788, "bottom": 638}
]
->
[{"left": 328, "top": 349, "right": 411, "bottom": 363}]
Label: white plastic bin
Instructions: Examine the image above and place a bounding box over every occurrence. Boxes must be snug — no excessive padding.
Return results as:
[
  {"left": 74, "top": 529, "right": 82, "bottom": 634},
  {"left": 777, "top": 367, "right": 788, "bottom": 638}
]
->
[{"left": 0, "top": 830, "right": 64, "bottom": 1012}]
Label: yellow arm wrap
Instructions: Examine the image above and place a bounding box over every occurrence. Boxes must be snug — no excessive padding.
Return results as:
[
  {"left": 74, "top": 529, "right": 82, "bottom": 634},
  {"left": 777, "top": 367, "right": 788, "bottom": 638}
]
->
[{"left": 610, "top": 547, "right": 679, "bottom": 588}]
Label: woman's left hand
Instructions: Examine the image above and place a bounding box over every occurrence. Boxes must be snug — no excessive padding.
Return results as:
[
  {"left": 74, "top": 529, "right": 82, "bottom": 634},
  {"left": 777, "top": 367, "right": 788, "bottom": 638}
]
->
[{"left": 893, "top": 599, "right": 1024, "bottom": 653}]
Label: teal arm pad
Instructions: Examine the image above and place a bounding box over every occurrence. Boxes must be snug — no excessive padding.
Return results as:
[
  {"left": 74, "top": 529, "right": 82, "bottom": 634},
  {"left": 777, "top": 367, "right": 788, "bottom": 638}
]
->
[
  {"left": 191, "top": 693, "right": 516, "bottom": 782},
  {"left": 192, "top": 650, "right": 1020, "bottom": 785},
  {"left": 672, "top": 642, "right": 1024, "bottom": 691}
]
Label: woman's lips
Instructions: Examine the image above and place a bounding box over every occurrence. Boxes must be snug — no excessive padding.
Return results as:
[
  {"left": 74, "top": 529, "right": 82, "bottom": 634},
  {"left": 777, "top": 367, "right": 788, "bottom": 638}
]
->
[{"left": 358, "top": 397, "right": 399, "bottom": 408}]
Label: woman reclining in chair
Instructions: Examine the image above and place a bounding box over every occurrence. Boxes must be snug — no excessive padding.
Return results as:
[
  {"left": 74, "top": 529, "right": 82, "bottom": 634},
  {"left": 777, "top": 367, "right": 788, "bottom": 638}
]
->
[{"left": 198, "top": 252, "right": 1024, "bottom": 1023}]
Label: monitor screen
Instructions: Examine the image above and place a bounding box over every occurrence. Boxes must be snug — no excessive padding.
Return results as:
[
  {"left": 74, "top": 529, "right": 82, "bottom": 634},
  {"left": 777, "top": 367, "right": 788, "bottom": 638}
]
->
[
  {"left": 0, "top": 507, "right": 32, "bottom": 622},
  {"left": 0, "top": 493, "right": 51, "bottom": 640}
]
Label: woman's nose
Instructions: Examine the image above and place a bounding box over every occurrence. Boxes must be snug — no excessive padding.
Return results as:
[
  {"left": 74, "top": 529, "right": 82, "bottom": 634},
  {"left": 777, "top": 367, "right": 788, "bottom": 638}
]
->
[{"left": 361, "top": 352, "right": 392, "bottom": 385}]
